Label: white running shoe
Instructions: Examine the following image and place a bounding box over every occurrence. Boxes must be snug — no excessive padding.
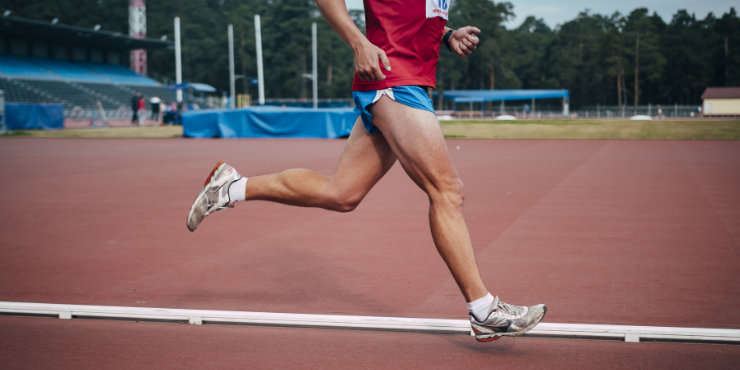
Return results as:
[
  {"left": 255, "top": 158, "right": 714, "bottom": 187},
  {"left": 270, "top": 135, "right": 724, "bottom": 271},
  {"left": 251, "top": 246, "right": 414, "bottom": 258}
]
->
[
  {"left": 186, "top": 161, "right": 241, "bottom": 232},
  {"left": 470, "top": 296, "right": 547, "bottom": 342}
]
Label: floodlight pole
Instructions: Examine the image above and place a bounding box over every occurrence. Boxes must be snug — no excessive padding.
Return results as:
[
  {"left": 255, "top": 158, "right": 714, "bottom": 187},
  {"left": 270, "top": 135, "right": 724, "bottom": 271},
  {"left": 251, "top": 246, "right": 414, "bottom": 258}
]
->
[
  {"left": 174, "top": 17, "right": 183, "bottom": 103},
  {"left": 228, "top": 24, "right": 235, "bottom": 109},
  {"left": 312, "top": 22, "right": 318, "bottom": 109},
  {"left": 0, "top": 90, "right": 6, "bottom": 134},
  {"left": 129, "top": 0, "right": 147, "bottom": 75},
  {"left": 255, "top": 15, "right": 265, "bottom": 105}
]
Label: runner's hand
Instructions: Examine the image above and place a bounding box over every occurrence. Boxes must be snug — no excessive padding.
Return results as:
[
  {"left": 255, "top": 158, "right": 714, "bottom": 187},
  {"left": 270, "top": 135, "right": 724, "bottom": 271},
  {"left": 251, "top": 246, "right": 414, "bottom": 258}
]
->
[
  {"left": 449, "top": 26, "right": 481, "bottom": 58},
  {"left": 353, "top": 40, "right": 391, "bottom": 81}
]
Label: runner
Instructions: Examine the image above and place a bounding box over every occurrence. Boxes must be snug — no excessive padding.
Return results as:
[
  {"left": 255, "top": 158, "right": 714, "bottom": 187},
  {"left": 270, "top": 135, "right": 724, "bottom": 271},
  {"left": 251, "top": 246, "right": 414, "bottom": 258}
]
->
[{"left": 187, "top": 0, "right": 546, "bottom": 341}]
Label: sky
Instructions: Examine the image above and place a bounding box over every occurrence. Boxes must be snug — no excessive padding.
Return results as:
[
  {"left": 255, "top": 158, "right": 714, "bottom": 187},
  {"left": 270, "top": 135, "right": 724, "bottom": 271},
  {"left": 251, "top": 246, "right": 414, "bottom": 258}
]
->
[{"left": 344, "top": 0, "right": 737, "bottom": 29}]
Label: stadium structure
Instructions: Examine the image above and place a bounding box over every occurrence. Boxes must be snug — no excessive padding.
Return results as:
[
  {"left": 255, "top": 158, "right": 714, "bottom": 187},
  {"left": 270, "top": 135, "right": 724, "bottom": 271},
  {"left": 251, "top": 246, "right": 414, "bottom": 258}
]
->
[
  {"left": 0, "top": 13, "right": 173, "bottom": 124},
  {"left": 0, "top": 11, "right": 573, "bottom": 136}
]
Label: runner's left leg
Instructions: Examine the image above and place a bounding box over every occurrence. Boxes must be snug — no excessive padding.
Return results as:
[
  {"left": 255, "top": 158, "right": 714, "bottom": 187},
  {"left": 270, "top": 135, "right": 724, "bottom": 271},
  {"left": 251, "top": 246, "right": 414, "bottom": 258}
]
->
[{"left": 369, "top": 95, "right": 488, "bottom": 302}]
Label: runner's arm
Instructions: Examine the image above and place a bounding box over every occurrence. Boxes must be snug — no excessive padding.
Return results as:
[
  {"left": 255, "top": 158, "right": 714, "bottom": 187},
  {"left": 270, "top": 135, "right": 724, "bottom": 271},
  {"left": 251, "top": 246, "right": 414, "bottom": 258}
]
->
[
  {"left": 314, "top": 0, "right": 390, "bottom": 81},
  {"left": 442, "top": 26, "right": 481, "bottom": 58}
]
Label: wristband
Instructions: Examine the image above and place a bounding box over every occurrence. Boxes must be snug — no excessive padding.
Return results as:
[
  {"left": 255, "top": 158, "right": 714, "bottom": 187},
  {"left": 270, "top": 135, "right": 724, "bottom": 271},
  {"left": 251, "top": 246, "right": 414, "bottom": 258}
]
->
[{"left": 443, "top": 29, "right": 454, "bottom": 51}]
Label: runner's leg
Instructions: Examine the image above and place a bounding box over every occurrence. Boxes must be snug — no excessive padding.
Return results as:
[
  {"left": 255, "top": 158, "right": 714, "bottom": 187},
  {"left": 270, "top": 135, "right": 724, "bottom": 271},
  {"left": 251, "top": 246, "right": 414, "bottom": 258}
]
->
[
  {"left": 243, "top": 118, "right": 397, "bottom": 211},
  {"left": 370, "top": 96, "right": 488, "bottom": 302}
]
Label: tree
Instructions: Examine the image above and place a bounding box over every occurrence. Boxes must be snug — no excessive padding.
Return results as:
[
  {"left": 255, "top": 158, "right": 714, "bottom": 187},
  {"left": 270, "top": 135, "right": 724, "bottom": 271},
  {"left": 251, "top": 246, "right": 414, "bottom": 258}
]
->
[
  {"left": 537, "top": 11, "right": 615, "bottom": 107},
  {"left": 220, "top": 1, "right": 263, "bottom": 100},
  {"left": 439, "top": 0, "right": 514, "bottom": 93},
  {"left": 3, "top": 1, "right": 738, "bottom": 106},
  {"left": 315, "top": 12, "right": 357, "bottom": 99},
  {"left": 505, "top": 16, "right": 554, "bottom": 90},
  {"left": 603, "top": 12, "right": 628, "bottom": 111},
  {"left": 713, "top": 8, "right": 740, "bottom": 86},
  {"left": 623, "top": 8, "right": 666, "bottom": 112},
  {"left": 659, "top": 10, "right": 713, "bottom": 104}
]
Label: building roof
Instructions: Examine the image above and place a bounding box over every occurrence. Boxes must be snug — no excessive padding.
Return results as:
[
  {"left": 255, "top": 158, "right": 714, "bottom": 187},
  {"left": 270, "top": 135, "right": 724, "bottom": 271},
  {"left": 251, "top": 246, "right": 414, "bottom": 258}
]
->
[
  {"left": 167, "top": 82, "right": 217, "bottom": 93},
  {"left": 443, "top": 89, "right": 569, "bottom": 103},
  {"left": 0, "top": 14, "right": 171, "bottom": 51},
  {"left": 702, "top": 87, "right": 740, "bottom": 99}
]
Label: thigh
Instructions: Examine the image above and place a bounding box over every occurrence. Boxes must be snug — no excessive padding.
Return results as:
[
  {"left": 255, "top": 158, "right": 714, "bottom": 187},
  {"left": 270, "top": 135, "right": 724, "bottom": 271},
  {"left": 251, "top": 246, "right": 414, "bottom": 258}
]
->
[
  {"left": 370, "top": 96, "right": 460, "bottom": 193},
  {"left": 329, "top": 117, "right": 397, "bottom": 199}
]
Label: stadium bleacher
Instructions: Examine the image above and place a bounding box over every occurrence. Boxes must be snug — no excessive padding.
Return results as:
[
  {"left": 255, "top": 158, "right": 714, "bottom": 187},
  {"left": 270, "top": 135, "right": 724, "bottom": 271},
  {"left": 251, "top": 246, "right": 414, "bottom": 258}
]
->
[
  {"left": 0, "top": 77, "right": 47, "bottom": 103},
  {"left": 0, "top": 14, "right": 178, "bottom": 123},
  {"left": 0, "top": 53, "right": 174, "bottom": 119},
  {"left": 0, "top": 54, "right": 159, "bottom": 85}
]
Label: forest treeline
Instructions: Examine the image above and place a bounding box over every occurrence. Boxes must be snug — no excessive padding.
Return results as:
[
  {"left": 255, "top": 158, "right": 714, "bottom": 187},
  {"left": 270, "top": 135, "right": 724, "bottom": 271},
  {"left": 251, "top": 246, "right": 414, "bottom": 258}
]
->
[{"left": 5, "top": 0, "right": 740, "bottom": 108}]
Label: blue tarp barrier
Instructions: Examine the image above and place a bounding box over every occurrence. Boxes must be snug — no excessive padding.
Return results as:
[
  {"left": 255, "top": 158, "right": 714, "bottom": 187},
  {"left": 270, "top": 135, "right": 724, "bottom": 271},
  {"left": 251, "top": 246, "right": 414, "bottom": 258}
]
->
[
  {"left": 182, "top": 106, "right": 358, "bottom": 139},
  {"left": 263, "top": 101, "right": 351, "bottom": 109},
  {"left": 5, "top": 103, "right": 64, "bottom": 130}
]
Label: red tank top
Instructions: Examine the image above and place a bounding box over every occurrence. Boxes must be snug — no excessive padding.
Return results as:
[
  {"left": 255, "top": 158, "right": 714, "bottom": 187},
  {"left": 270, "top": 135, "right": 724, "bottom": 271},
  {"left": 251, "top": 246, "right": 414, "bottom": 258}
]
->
[{"left": 352, "top": 0, "right": 449, "bottom": 91}]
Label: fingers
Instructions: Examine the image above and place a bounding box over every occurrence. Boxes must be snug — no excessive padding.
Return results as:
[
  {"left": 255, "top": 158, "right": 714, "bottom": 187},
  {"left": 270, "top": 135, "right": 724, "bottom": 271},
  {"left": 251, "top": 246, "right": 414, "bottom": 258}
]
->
[
  {"left": 465, "top": 26, "right": 482, "bottom": 37},
  {"left": 453, "top": 40, "right": 475, "bottom": 58},
  {"left": 355, "top": 61, "right": 385, "bottom": 81},
  {"left": 354, "top": 43, "right": 391, "bottom": 81},
  {"left": 453, "top": 26, "right": 481, "bottom": 58},
  {"left": 379, "top": 52, "right": 391, "bottom": 75}
]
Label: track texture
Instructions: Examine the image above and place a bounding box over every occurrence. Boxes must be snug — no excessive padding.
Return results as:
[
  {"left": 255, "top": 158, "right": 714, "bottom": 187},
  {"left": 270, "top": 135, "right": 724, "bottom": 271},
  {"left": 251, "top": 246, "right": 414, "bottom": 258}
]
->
[{"left": 1, "top": 138, "right": 738, "bottom": 368}]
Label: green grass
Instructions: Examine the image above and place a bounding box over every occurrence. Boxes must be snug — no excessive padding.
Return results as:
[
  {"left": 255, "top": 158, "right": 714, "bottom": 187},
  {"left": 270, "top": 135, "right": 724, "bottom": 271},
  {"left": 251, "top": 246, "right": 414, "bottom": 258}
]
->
[
  {"left": 440, "top": 119, "right": 740, "bottom": 140},
  {"left": 2, "top": 119, "right": 739, "bottom": 140},
  {"left": 1, "top": 125, "right": 184, "bottom": 139}
]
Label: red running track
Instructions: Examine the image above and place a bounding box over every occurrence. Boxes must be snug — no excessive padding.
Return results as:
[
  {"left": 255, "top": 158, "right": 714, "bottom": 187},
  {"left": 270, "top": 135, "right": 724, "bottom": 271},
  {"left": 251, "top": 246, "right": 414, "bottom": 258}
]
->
[
  {"left": 0, "top": 138, "right": 738, "bottom": 368},
  {"left": 2, "top": 316, "right": 738, "bottom": 369}
]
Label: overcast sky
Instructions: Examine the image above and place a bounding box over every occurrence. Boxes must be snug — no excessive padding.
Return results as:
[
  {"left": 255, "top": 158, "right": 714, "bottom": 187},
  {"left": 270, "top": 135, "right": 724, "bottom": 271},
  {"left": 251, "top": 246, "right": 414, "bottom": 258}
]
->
[{"left": 344, "top": 0, "right": 737, "bottom": 29}]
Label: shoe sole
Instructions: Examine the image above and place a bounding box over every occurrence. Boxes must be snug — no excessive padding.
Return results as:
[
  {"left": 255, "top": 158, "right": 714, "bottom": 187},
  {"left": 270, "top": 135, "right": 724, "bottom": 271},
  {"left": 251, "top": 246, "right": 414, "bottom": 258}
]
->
[
  {"left": 474, "top": 305, "right": 548, "bottom": 342},
  {"left": 187, "top": 161, "right": 228, "bottom": 232}
]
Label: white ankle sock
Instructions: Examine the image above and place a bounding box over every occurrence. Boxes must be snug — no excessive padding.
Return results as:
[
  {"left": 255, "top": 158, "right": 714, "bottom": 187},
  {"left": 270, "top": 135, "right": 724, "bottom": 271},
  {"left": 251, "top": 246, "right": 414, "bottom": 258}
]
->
[
  {"left": 467, "top": 293, "right": 494, "bottom": 322},
  {"left": 228, "top": 177, "right": 247, "bottom": 202}
]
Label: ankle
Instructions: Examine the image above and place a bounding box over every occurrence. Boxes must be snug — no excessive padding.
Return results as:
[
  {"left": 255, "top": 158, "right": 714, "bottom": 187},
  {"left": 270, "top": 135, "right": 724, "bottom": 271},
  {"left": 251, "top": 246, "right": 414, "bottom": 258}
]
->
[
  {"left": 228, "top": 177, "right": 248, "bottom": 202},
  {"left": 467, "top": 292, "right": 494, "bottom": 322}
]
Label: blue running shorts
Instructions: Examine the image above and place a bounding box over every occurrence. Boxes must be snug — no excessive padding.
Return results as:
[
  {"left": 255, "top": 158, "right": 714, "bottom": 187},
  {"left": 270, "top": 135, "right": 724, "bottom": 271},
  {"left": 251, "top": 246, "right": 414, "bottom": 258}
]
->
[{"left": 352, "top": 85, "right": 435, "bottom": 133}]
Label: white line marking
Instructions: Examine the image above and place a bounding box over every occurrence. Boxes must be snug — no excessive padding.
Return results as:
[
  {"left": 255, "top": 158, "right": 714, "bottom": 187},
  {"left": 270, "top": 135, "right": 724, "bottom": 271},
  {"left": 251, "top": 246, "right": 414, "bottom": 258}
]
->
[{"left": 1, "top": 301, "right": 738, "bottom": 343}]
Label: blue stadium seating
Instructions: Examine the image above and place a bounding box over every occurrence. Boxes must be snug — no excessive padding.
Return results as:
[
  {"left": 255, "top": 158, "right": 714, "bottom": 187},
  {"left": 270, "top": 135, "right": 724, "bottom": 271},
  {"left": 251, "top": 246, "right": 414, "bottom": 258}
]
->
[
  {"left": 0, "top": 54, "right": 158, "bottom": 86},
  {"left": 0, "top": 54, "right": 172, "bottom": 116},
  {"left": 0, "top": 54, "right": 57, "bottom": 79}
]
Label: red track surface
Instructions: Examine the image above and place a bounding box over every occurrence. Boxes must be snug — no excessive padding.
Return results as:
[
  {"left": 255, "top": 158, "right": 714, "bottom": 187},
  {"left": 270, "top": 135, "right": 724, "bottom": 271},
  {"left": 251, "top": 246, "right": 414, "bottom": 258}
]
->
[
  {"left": 2, "top": 316, "right": 738, "bottom": 369},
  {"left": 1, "top": 138, "right": 738, "bottom": 368}
]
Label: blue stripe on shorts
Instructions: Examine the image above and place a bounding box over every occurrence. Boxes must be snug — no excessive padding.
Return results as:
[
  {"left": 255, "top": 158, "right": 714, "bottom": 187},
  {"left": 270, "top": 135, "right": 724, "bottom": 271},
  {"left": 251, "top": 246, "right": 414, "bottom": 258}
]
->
[{"left": 352, "top": 85, "right": 435, "bottom": 133}]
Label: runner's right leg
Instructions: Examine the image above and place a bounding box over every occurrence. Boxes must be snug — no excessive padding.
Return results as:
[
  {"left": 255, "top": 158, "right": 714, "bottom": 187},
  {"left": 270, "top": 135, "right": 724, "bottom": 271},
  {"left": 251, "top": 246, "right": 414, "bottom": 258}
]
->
[
  {"left": 243, "top": 118, "right": 396, "bottom": 211},
  {"left": 186, "top": 116, "right": 394, "bottom": 218},
  {"left": 187, "top": 118, "right": 395, "bottom": 231}
]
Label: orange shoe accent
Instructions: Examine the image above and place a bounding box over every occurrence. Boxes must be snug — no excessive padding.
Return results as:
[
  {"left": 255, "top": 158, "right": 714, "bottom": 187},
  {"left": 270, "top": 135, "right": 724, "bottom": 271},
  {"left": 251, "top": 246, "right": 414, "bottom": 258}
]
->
[
  {"left": 204, "top": 161, "right": 225, "bottom": 186},
  {"left": 476, "top": 336, "right": 501, "bottom": 342}
]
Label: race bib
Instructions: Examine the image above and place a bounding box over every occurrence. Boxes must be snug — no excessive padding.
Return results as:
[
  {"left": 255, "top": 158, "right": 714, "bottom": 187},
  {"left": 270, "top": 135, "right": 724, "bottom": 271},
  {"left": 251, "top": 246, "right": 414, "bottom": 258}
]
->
[{"left": 426, "top": 0, "right": 449, "bottom": 20}]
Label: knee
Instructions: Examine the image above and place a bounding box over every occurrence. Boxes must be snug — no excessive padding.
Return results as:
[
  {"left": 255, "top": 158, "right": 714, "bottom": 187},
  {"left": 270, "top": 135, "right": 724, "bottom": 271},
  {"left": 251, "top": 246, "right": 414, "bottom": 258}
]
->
[
  {"left": 432, "top": 178, "right": 465, "bottom": 208},
  {"left": 325, "top": 187, "right": 363, "bottom": 213},
  {"left": 331, "top": 198, "right": 361, "bottom": 213}
]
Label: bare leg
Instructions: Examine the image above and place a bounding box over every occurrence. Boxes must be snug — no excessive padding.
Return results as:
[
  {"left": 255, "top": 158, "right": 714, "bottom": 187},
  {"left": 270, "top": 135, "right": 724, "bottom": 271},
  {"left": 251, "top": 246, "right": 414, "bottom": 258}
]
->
[
  {"left": 244, "top": 118, "right": 397, "bottom": 212},
  {"left": 370, "top": 96, "right": 488, "bottom": 302},
  {"left": 238, "top": 103, "right": 488, "bottom": 302}
]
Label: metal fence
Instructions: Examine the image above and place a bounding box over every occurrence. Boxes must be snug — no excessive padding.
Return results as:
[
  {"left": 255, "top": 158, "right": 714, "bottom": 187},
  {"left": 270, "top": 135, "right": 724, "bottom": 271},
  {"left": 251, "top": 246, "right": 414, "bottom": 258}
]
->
[
  {"left": 444, "top": 102, "right": 738, "bottom": 119},
  {"left": 60, "top": 102, "right": 738, "bottom": 122},
  {"left": 571, "top": 104, "right": 717, "bottom": 119}
]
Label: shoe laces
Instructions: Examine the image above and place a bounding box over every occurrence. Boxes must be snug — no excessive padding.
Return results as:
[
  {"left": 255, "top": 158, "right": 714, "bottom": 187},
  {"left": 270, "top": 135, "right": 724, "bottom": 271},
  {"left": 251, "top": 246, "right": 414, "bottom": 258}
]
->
[
  {"left": 492, "top": 296, "right": 525, "bottom": 319},
  {"left": 205, "top": 184, "right": 234, "bottom": 213}
]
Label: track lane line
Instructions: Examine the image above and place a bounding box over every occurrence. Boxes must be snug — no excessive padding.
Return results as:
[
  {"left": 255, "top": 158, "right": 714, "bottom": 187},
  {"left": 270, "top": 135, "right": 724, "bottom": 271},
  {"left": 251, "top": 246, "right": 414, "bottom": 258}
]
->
[{"left": 1, "top": 301, "right": 738, "bottom": 344}]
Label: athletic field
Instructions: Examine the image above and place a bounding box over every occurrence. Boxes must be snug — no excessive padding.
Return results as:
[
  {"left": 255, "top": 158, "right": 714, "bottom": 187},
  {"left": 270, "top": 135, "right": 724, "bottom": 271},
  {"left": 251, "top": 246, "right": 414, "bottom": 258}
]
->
[
  {"left": 1, "top": 126, "right": 738, "bottom": 367},
  {"left": 4, "top": 118, "right": 740, "bottom": 140}
]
